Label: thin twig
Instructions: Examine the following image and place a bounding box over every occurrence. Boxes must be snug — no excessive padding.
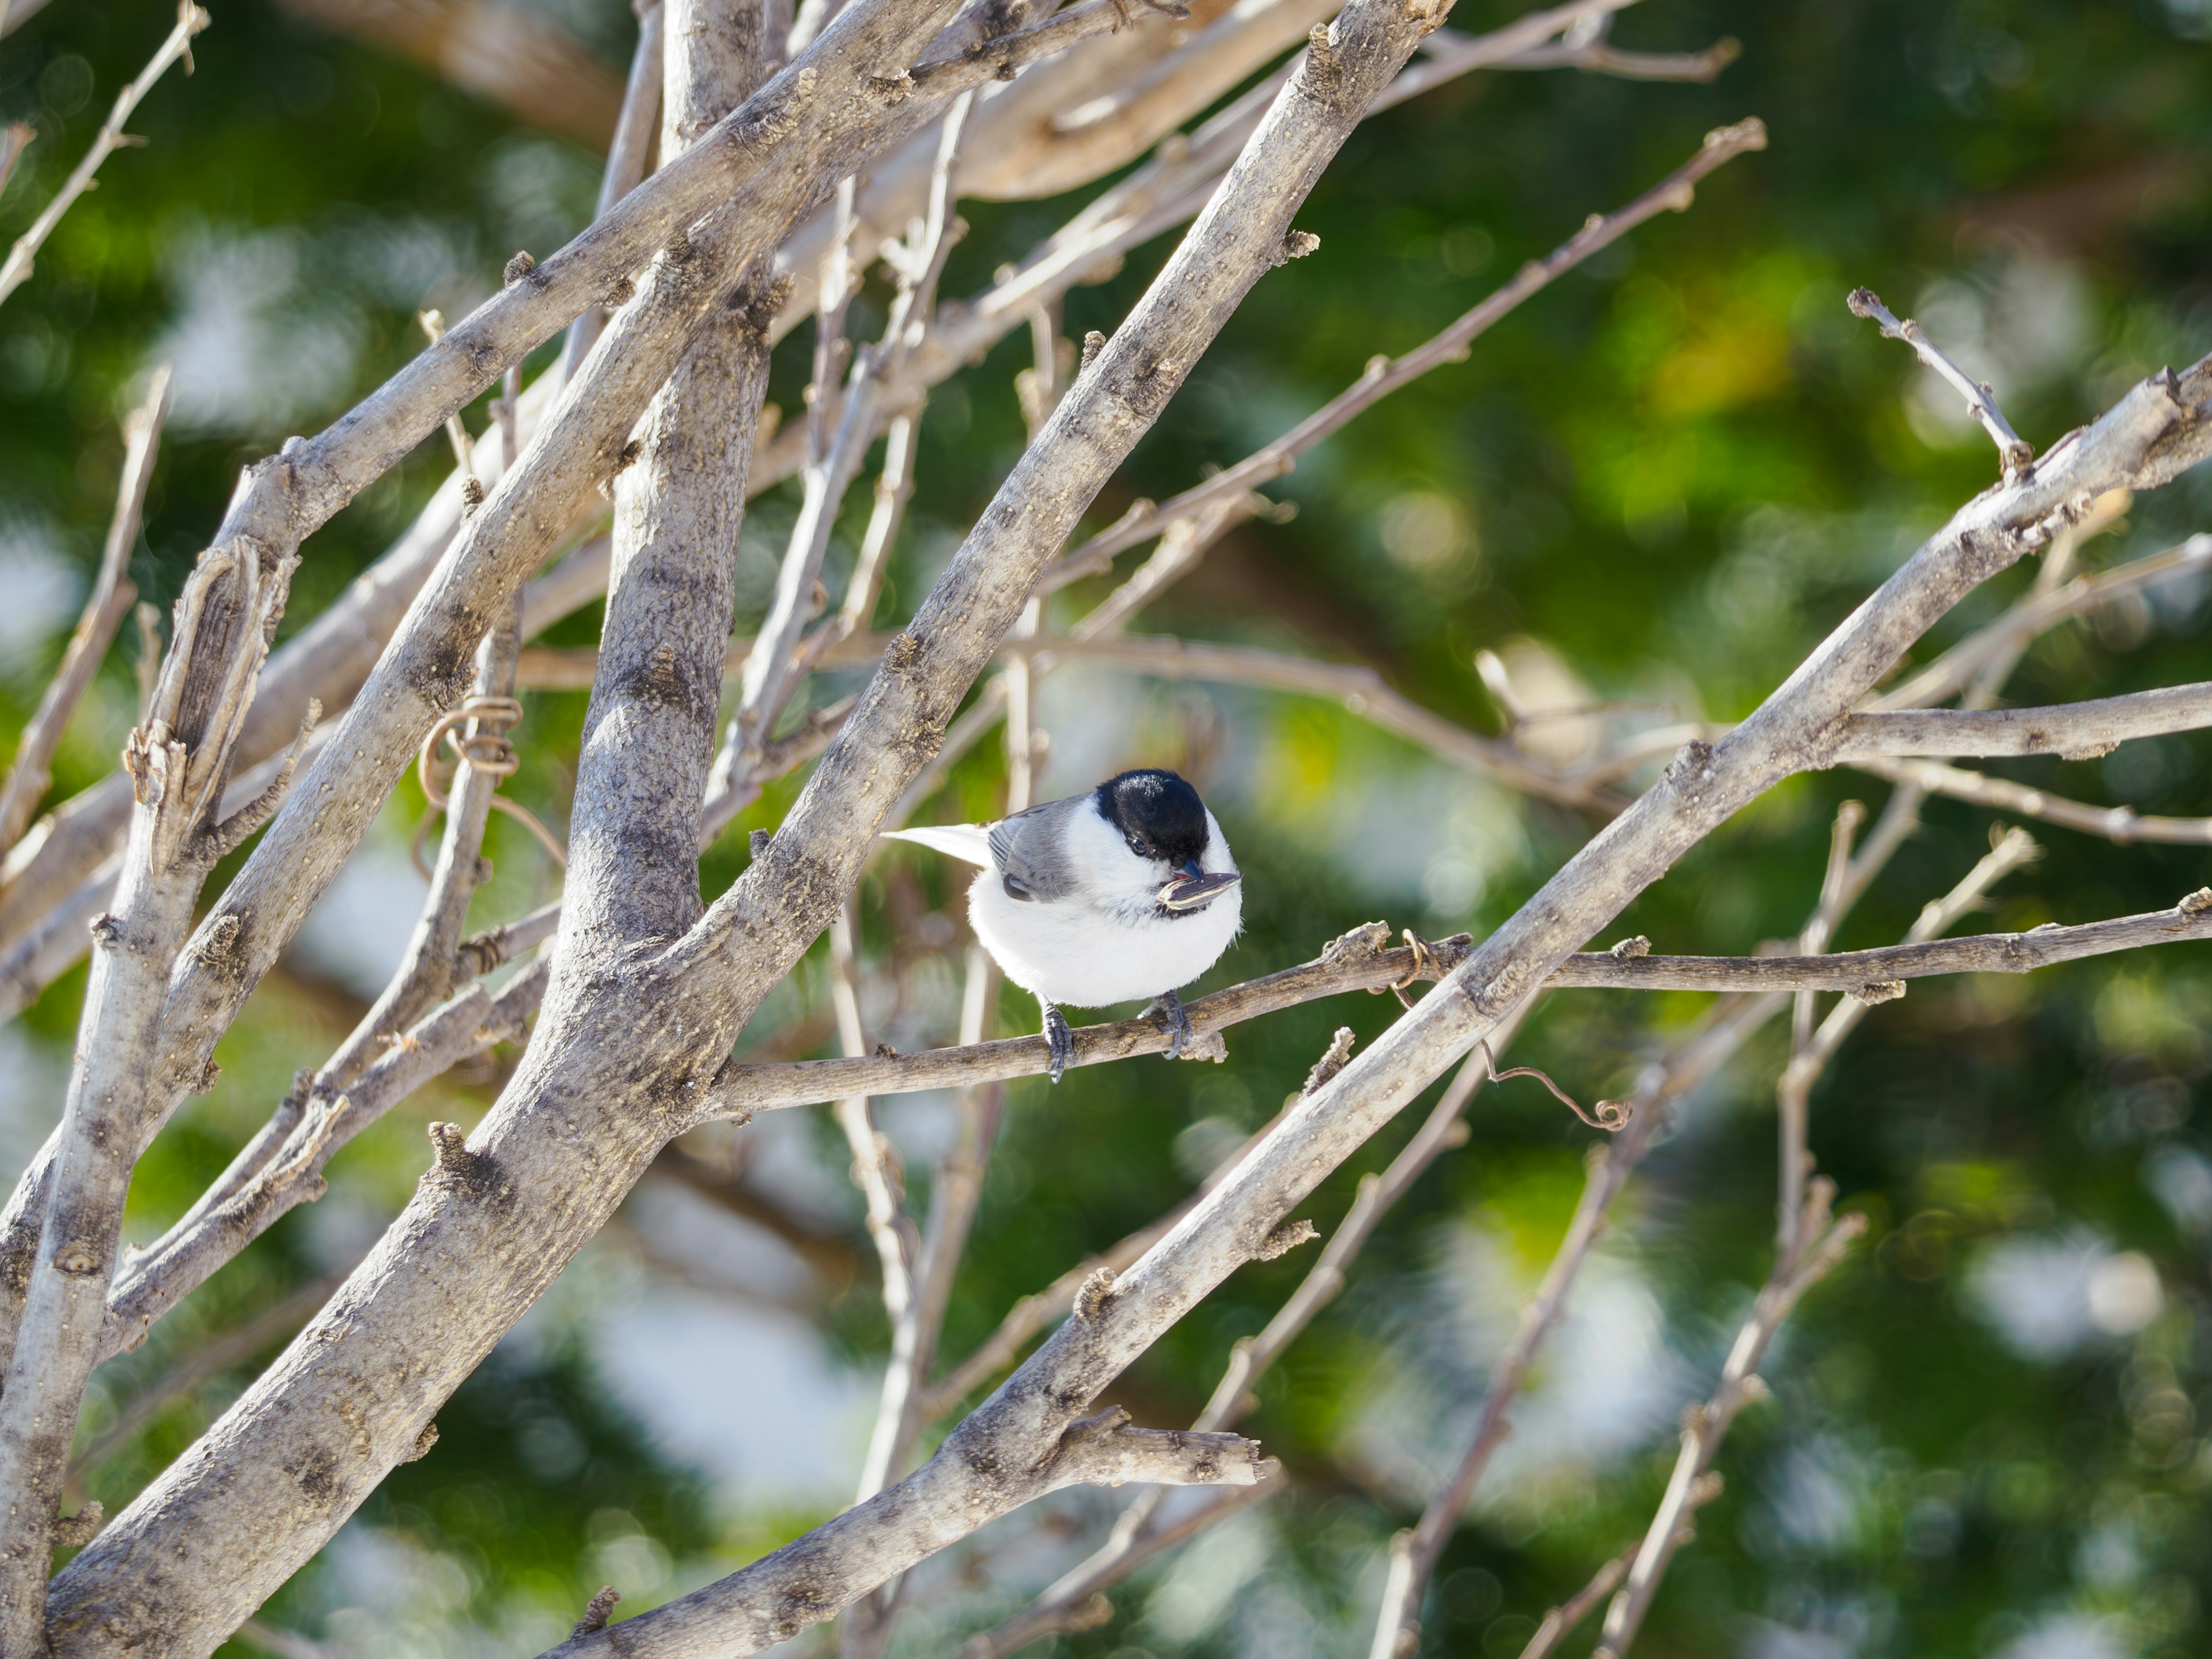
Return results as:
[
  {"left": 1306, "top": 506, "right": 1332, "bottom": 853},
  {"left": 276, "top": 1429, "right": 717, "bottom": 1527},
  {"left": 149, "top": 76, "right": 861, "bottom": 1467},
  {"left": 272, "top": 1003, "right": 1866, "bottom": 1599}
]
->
[
  {"left": 1513, "top": 1541, "right": 1642, "bottom": 1659},
  {"left": 560, "top": 0, "right": 666, "bottom": 382},
  {"left": 1778, "top": 801, "right": 1862, "bottom": 1247},
  {"left": 0, "top": 2, "right": 210, "bottom": 305},
  {"left": 831, "top": 900, "right": 916, "bottom": 1330},
  {"left": 1589, "top": 1183, "right": 1865, "bottom": 1659},
  {"left": 1870, "top": 518, "right": 2196, "bottom": 713},
  {"left": 0, "top": 366, "right": 172, "bottom": 858},
  {"left": 1849, "top": 754, "right": 2212, "bottom": 846},
  {"left": 1035, "top": 119, "right": 1766, "bottom": 585},
  {"left": 1849, "top": 286, "right": 2034, "bottom": 479}
]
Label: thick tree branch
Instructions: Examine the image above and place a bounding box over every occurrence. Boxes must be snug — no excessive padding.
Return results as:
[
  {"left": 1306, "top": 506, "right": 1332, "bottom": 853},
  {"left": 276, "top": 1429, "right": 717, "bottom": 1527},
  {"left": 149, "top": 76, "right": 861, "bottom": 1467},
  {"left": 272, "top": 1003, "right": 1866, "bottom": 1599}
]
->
[
  {"left": 47, "top": 0, "right": 1377, "bottom": 1636},
  {"left": 0, "top": 536, "right": 296, "bottom": 1651}
]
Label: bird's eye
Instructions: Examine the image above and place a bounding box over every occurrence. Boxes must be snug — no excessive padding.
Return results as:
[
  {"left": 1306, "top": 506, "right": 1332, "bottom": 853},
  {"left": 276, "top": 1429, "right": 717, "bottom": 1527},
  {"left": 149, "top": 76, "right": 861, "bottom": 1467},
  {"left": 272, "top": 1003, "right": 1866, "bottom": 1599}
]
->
[{"left": 1127, "top": 835, "right": 1152, "bottom": 859}]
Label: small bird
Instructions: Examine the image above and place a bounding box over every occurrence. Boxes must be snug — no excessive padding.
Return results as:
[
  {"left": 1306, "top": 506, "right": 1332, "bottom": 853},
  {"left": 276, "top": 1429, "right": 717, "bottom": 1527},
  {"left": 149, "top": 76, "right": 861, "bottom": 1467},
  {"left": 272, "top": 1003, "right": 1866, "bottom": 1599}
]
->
[{"left": 885, "top": 768, "right": 1243, "bottom": 1083}]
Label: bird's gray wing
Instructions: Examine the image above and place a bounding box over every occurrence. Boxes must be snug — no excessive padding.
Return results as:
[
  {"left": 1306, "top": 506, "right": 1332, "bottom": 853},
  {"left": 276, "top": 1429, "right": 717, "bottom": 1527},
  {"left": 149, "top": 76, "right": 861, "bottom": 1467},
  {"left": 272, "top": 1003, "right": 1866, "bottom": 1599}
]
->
[{"left": 987, "top": 796, "right": 1084, "bottom": 902}]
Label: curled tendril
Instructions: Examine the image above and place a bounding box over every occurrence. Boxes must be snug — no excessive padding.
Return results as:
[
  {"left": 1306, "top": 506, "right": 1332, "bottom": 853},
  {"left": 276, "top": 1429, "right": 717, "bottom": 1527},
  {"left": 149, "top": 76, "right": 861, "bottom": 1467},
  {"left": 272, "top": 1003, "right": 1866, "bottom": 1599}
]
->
[{"left": 1478, "top": 1039, "right": 1632, "bottom": 1132}]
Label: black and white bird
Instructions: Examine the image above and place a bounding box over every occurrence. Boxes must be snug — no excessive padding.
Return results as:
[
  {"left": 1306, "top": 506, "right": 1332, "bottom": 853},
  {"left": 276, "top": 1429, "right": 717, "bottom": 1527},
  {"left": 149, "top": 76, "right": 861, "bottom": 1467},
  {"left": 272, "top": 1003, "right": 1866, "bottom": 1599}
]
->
[{"left": 885, "top": 768, "right": 1243, "bottom": 1083}]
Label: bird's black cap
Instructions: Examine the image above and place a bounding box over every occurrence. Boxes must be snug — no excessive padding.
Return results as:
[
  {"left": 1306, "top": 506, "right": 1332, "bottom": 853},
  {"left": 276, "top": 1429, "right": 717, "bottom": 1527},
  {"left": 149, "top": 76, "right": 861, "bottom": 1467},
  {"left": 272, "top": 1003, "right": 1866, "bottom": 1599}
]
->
[{"left": 1094, "top": 769, "right": 1210, "bottom": 866}]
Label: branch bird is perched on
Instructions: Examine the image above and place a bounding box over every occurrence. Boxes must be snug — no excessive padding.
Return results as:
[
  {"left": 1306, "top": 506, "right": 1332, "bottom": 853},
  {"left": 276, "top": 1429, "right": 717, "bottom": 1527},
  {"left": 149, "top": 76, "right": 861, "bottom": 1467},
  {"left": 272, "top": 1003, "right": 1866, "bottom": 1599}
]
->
[{"left": 885, "top": 768, "right": 1243, "bottom": 1082}]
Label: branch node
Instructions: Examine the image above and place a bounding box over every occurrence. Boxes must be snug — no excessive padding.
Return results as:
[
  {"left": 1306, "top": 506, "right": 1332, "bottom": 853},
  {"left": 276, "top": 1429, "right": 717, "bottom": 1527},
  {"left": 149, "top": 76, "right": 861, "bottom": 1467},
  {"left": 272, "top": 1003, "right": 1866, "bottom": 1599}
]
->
[
  {"left": 749, "top": 829, "right": 771, "bottom": 861},
  {"left": 1080, "top": 329, "right": 1107, "bottom": 373},
  {"left": 1325, "top": 920, "right": 1393, "bottom": 963},
  {"left": 51, "top": 1502, "right": 103, "bottom": 1550},
  {"left": 1303, "top": 1026, "right": 1356, "bottom": 1094},
  {"left": 1254, "top": 1218, "right": 1317, "bottom": 1260},
  {"left": 502, "top": 251, "right": 536, "bottom": 286},
  {"left": 1608, "top": 934, "right": 1651, "bottom": 960},
  {"left": 403, "top": 1421, "right": 439, "bottom": 1462},
  {"left": 1301, "top": 22, "right": 1343, "bottom": 93},
  {"left": 1272, "top": 229, "right": 1320, "bottom": 267},
  {"left": 2177, "top": 888, "right": 2212, "bottom": 916},
  {"left": 1074, "top": 1266, "right": 1118, "bottom": 1323},
  {"left": 572, "top": 1586, "right": 622, "bottom": 1639},
  {"left": 1852, "top": 979, "right": 1906, "bottom": 1005}
]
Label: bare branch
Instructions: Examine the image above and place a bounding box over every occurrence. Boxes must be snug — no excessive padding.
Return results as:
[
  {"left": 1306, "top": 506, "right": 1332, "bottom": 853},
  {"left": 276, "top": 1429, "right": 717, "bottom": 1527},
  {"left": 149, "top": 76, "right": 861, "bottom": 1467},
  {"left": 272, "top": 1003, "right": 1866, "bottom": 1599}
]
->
[
  {"left": 706, "top": 923, "right": 1470, "bottom": 1115},
  {"left": 560, "top": 0, "right": 667, "bottom": 380},
  {"left": 97, "top": 956, "right": 545, "bottom": 1368},
  {"left": 1590, "top": 1183, "right": 1865, "bottom": 1658},
  {"left": 1833, "top": 680, "right": 2212, "bottom": 762},
  {"left": 0, "top": 1, "right": 209, "bottom": 306},
  {"left": 1872, "top": 521, "right": 2201, "bottom": 713},
  {"left": 0, "top": 532, "right": 294, "bottom": 1649},
  {"left": 1849, "top": 286, "right": 2034, "bottom": 480},
  {"left": 0, "top": 368, "right": 552, "bottom": 990},
  {"left": 1005, "top": 632, "right": 1621, "bottom": 811},
  {"left": 1513, "top": 1541, "right": 1642, "bottom": 1659},
  {"left": 1849, "top": 753, "right": 2212, "bottom": 846},
  {"left": 1037, "top": 118, "right": 1766, "bottom": 584},
  {"left": 0, "top": 366, "right": 172, "bottom": 859},
  {"left": 1482, "top": 12, "right": 1738, "bottom": 81},
  {"left": 831, "top": 900, "right": 917, "bottom": 1328}
]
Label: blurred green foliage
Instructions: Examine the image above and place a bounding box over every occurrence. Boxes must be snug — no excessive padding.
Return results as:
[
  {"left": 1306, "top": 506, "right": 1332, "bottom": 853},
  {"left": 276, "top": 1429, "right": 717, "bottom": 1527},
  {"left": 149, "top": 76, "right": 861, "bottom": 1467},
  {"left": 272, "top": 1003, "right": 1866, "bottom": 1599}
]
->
[{"left": 6, "top": 0, "right": 2212, "bottom": 1656}]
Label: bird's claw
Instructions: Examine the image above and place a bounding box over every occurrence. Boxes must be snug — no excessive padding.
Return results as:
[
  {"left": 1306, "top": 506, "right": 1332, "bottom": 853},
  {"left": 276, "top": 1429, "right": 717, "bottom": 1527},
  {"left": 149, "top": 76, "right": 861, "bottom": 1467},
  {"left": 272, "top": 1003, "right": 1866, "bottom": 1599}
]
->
[
  {"left": 1143, "top": 989, "right": 1194, "bottom": 1062},
  {"left": 1043, "top": 1003, "right": 1074, "bottom": 1084}
]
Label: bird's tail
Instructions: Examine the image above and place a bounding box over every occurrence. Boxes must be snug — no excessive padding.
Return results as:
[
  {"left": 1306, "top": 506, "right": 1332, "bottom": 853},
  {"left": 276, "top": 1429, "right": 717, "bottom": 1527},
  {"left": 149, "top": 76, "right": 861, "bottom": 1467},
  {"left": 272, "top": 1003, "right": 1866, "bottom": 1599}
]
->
[{"left": 880, "top": 823, "right": 994, "bottom": 866}]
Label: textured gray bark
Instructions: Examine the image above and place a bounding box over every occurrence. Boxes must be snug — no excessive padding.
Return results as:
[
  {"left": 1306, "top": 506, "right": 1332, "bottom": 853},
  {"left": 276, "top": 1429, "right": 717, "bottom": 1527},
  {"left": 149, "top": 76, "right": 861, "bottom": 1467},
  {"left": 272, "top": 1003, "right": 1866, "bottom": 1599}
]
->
[
  {"left": 42, "top": 0, "right": 1437, "bottom": 1643},
  {"left": 7, "top": 4, "right": 2212, "bottom": 1657},
  {"left": 57, "top": 0, "right": 965, "bottom": 1255},
  {"left": 0, "top": 541, "right": 299, "bottom": 1657}
]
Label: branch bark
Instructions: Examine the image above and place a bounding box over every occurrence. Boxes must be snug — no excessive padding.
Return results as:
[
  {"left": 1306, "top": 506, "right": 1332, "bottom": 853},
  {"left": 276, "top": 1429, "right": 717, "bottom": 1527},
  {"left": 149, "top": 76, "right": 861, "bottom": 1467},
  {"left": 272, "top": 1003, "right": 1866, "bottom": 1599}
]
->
[
  {"left": 1832, "top": 681, "right": 2212, "bottom": 762},
  {"left": 44, "top": 0, "right": 1421, "bottom": 1642},
  {"left": 0, "top": 536, "right": 299, "bottom": 1654}
]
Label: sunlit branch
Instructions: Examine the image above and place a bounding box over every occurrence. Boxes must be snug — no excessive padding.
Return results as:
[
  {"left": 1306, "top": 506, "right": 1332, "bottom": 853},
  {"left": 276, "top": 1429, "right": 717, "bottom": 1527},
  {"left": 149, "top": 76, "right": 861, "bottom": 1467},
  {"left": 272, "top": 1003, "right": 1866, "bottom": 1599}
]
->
[
  {"left": 0, "top": 2, "right": 210, "bottom": 306},
  {"left": 1034, "top": 120, "right": 1766, "bottom": 585}
]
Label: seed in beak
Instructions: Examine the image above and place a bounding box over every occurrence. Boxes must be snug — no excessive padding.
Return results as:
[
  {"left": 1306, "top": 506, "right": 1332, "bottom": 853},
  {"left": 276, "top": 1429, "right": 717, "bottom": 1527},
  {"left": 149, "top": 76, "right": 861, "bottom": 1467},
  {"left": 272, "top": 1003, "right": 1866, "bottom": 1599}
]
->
[{"left": 1158, "top": 870, "right": 1240, "bottom": 912}]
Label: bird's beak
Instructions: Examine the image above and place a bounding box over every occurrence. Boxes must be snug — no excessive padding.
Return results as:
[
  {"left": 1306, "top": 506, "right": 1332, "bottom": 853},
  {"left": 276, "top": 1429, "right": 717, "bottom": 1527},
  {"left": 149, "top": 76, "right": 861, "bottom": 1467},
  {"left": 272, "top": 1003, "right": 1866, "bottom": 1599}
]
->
[{"left": 1158, "top": 865, "right": 1240, "bottom": 912}]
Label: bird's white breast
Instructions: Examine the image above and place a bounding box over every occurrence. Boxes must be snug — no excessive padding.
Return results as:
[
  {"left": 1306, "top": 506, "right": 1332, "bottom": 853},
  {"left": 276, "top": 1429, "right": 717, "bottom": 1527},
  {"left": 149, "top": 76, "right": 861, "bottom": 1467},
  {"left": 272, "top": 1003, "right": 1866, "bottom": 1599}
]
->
[{"left": 967, "top": 804, "right": 1241, "bottom": 1009}]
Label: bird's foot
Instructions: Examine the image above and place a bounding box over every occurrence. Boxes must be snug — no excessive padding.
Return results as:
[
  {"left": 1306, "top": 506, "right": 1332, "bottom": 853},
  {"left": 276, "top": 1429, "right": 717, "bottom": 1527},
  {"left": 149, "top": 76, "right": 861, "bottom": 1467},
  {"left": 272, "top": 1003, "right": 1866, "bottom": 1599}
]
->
[
  {"left": 1142, "top": 989, "right": 1194, "bottom": 1061},
  {"left": 1043, "top": 1003, "right": 1074, "bottom": 1084}
]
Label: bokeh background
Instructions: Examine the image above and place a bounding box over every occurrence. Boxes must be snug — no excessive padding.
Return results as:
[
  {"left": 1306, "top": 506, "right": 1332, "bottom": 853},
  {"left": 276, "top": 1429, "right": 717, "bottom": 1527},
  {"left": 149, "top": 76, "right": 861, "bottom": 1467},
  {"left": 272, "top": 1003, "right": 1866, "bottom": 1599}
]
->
[{"left": 6, "top": 1, "right": 2212, "bottom": 1656}]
